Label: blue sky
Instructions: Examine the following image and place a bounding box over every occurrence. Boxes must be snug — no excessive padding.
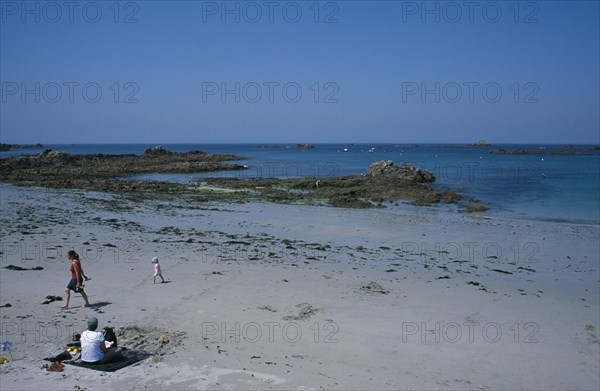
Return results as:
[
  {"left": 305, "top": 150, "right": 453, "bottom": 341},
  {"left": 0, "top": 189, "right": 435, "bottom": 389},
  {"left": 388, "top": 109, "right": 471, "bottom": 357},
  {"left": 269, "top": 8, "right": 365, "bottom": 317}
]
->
[{"left": 1, "top": 0, "right": 598, "bottom": 144}]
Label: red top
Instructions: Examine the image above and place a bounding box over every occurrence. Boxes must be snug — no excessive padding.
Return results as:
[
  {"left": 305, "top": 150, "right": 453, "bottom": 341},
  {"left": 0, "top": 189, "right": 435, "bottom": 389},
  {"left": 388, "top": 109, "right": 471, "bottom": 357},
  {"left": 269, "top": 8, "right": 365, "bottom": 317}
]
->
[{"left": 70, "top": 260, "right": 81, "bottom": 280}]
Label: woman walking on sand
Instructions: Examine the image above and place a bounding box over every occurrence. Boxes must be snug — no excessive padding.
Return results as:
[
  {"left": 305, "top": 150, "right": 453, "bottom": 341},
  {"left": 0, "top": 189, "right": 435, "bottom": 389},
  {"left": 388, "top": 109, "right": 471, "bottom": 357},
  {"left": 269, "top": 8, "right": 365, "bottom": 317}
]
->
[{"left": 60, "top": 250, "right": 90, "bottom": 309}]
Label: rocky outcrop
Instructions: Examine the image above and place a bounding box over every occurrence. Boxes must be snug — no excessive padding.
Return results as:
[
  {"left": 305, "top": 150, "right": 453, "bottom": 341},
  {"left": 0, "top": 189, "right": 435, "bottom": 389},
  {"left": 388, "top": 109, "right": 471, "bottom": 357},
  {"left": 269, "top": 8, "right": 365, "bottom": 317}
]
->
[
  {"left": 0, "top": 143, "right": 44, "bottom": 152},
  {"left": 463, "top": 203, "right": 489, "bottom": 213},
  {"left": 562, "top": 145, "right": 600, "bottom": 150},
  {"left": 366, "top": 160, "right": 435, "bottom": 183},
  {"left": 258, "top": 144, "right": 315, "bottom": 149},
  {"left": 204, "top": 161, "right": 463, "bottom": 209},
  {"left": 488, "top": 149, "right": 545, "bottom": 155},
  {"left": 38, "top": 149, "right": 69, "bottom": 159},
  {"left": 0, "top": 148, "right": 246, "bottom": 183},
  {"left": 467, "top": 140, "right": 491, "bottom": 146},
  {"left": 489, "top": 148, "right": 597, "bottom": 156},
  {"left": 1, "top": 154, "right": 471, "bottom": 211},
  {"left": 143, "top": 146, "right": 173, "bottom": 156},
  {"left": 549, "top": 151, "right": 593, "bottom": 156}
]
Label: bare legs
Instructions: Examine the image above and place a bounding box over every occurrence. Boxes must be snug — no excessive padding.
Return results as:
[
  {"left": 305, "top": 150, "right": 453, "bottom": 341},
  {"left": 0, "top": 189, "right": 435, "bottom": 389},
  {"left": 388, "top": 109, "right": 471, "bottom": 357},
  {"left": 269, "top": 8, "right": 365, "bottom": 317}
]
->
[
  {"left": 80, "top": 289, "right": 90, "bottom": 307},
  {"left": 60, "top": 288, "right": 70, "bottom": 309},
  {"left": 152, "top": 272, "right": 165, "bottom": 284},
  {"left": 100, "top": 347, "right": 123, "bottom": 364},
  {"left": 60, "top": 288, "right": 90, "bottom": 309}
]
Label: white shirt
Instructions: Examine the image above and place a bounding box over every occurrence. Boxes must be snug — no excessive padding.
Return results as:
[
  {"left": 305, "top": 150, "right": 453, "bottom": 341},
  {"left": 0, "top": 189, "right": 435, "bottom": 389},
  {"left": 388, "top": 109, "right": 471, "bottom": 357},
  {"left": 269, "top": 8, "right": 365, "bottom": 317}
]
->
[{"left": 81, "top": 330, "right": 104, "bottom": 363}]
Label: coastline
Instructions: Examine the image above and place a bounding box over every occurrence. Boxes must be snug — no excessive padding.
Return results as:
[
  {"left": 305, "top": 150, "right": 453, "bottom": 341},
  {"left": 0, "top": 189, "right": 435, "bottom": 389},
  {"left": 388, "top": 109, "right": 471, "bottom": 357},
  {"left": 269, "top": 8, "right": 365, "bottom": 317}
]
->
[
  {"left": 2, "top": 143, "right": 598, "bottom": 224},
  {"left": 0, "top": 183, "right": 598, "bottom": 390},
  {"left": 0, "top": 148, "right": 470, "bottom": 210}
]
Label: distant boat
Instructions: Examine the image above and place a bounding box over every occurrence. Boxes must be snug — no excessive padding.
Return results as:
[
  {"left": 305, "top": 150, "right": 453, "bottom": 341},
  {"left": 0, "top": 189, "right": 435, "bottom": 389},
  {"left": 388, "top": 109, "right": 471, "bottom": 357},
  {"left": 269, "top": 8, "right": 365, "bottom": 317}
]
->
[
  {"left": 368, "top": 147, "right": 375, "bottom": 153},
  {"left": 342, "top": 148, "right": 349, "bottom": 152}
]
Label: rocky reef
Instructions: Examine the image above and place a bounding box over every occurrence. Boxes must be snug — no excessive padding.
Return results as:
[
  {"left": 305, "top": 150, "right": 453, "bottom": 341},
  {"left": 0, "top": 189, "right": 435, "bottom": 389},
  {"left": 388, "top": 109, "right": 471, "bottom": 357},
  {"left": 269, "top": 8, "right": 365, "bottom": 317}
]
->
[
  {"left": 203, "top": 160, "right": 465, "bottom": 209},
  {"left": 366, "top": 160, "right": 435, "bottom": 182},
  {"left": 1, "top": 151, "right": 480, "bottom": 211},
  {"left": 562, "top": 145, "right": 600, "bottom": 151},
  {"left": 0, "top": 147, "right": 246, "bottom": 186},
  {"left": 257, "top": 144, "right": 315, "bottom": 149},
  {"left": 489, "top": 147, "right": 598, "bottom": 156},
  {"left": 467, "top": 140, "right": 491, "bottom": 146},
  {"left": 489, "top": 149, "right": 545, "bottom": 155},
  {"left": 463, "top": 203, "right": 489, "bottom": 213},
  {"left": 0, "top": 143, "right": 44, "bottom": 152}
]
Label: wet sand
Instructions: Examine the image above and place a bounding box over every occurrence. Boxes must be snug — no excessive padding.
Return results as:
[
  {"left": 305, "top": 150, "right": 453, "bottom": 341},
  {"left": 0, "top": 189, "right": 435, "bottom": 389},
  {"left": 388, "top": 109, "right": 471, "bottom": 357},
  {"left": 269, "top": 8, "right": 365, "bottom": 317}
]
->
[{"left": 0, "top": 184, "right": 598, "bottom": 390}]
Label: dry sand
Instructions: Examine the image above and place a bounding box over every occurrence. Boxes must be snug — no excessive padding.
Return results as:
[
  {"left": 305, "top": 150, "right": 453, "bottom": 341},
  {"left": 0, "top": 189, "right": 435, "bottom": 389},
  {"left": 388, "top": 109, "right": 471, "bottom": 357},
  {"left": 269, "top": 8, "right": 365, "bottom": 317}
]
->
[{"left": 0, "top": 184, "right": 598, "bottom": 390}]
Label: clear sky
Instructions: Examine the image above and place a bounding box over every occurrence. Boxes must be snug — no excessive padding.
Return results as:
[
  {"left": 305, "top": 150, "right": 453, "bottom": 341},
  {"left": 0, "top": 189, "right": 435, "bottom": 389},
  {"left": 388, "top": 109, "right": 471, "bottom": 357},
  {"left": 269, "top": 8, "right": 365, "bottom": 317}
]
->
[{"left": 1, "top": 0, "right": 598, "bottom": 144}]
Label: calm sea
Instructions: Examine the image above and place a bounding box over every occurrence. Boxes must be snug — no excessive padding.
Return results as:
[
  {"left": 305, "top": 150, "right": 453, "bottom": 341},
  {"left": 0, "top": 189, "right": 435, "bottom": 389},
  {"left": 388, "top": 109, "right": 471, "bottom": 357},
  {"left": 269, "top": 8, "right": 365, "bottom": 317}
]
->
[{"left": 2, "top": 143, "right": 599, "bottom": 224}]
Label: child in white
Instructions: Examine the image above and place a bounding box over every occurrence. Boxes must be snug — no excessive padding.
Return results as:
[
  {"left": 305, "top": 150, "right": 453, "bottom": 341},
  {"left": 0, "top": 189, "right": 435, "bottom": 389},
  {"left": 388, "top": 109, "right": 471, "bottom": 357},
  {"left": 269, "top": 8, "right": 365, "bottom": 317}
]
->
[{"left": 152, "top": 257, "right": 165, "bottom": 284}]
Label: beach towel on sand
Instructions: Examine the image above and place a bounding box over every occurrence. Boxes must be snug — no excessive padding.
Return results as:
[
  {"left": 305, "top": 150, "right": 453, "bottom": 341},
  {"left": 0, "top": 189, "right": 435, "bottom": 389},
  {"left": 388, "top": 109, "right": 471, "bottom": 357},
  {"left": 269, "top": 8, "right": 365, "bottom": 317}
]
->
[{"left": 64, "top": 349, "right": 152, "bottom": 372}]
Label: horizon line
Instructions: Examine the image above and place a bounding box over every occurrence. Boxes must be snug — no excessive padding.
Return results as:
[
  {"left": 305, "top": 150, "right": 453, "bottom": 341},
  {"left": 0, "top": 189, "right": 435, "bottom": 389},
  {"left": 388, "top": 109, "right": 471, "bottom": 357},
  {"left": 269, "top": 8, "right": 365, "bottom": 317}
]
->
[{"left": 2, "top": 142, "right": 600, "bottom": 146}]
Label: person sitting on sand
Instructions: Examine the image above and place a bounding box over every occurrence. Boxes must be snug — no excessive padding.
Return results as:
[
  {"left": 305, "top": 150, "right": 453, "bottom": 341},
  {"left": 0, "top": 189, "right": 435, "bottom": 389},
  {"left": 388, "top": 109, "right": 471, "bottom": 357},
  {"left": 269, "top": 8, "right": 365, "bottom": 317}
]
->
[
  {"left": 81, "top": 317, "right": 122, "bottom": 364},
  {"left": 60, "top": 250, "right": 90, "bottom": 309},
  {"left": 152, "top": 257, "right": 165, "bottom": 284}
]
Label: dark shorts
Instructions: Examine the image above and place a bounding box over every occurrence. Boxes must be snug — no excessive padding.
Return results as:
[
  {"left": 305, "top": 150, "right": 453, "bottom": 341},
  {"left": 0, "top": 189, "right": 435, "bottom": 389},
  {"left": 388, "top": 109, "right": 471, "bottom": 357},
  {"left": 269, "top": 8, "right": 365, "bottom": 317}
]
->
[
  {"left": 82, "top": 359, "right": 101, "bottom": 365},
  {"left": 67, "top": 278, "right": 83, "bottom": 292}
]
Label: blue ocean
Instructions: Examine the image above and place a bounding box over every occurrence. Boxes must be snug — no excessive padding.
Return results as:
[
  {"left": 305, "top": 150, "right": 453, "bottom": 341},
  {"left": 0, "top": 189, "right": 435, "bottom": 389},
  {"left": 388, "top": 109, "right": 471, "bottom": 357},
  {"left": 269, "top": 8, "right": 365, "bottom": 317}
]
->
[{"left": 2, "top": 143, "right": 599, "bottom": 225}]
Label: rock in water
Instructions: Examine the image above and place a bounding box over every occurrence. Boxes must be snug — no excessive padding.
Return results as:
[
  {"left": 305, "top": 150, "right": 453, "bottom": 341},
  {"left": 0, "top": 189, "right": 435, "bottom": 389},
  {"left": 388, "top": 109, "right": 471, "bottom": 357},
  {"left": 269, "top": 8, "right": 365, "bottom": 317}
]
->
[
  {"left": 465, "top": 203, "right": 489, "bottom": 213},
  {"left": 37, "top": 149, "right": 69, "bottom": 159},
  {"left": 366, "top": 160, "right": 435, "bottom": 182},
  {"left": 143, "top": 146, "right": 172, "bottom": 156},
  {"left": 468, "top": 140, "right": 491, "bottom": 146}
]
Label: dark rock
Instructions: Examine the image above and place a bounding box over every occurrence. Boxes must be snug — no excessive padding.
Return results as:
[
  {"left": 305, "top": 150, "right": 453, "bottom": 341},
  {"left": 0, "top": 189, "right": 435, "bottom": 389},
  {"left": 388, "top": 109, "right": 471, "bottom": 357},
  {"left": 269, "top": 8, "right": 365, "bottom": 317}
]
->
[
  {"left": 467, "top": 140, "right": 491, "bottom": 146},
  {"left": 4, "top": 265, "right": 28, "bottom": 271},
  {"left": 464, "top": 204, "right": 489, "bottom": 213},
  {"left": 562, "top": 145, "right": 600, "bottom": 150},
  {"left": 258, "top": 145, "right": 287, "bottom": 149},
  {"left": 359, "top": 281, "right": 389, "bottom": 295},
  {"left": 42, "top": 295, "right": 63, "bottom": 305},
  {"left": 143, "top": 146, "right": 172, "bottom": 156},
  {"left": 366, "top": 160, "right": 435, "bottom": 182},
  {"left": 0, "top": 148, "right": 247, "bottom": 185},
  {"left": 0, "top": 143, "right": 44, "bottom": 152},
  {"left": 488, "top": 149, "right": 545, "bottom": 155},
  {"left": 441, "top": 191, "right": 463, "bottom": 203},
  {"left": 38, "top": 149, "right": 70, "bottom": 159},
  {"left": 491, "top": 269, "right": 513, "bottom": 275},
  {"left": 4, "top": 264, "right": 42, "bottom": 271},
  {"left": 258, "top": 144, "right": 315, "bottom": 149},
  {"left": 517, "top": 266, "right": 536, "bottom": 273},
  {"left": 329, "top": 195, "right": 372, "bottom": 209},
  {"left": 549, "top": 151, "right": 593, "bottom": 156}
]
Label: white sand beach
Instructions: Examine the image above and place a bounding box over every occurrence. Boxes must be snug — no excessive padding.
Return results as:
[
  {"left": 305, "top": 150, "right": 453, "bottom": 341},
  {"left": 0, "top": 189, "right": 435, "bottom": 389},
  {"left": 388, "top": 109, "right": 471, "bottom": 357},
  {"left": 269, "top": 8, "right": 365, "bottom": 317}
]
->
[{"left": 0, "top": 184, "right": 598, "bottom": 390}]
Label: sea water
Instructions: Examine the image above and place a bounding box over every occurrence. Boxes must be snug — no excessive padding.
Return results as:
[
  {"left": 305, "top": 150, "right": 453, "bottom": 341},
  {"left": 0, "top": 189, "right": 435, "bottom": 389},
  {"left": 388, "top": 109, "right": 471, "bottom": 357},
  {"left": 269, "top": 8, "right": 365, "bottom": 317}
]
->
[{"left": 2, "top": 143, "right": 598, "bottom": 224}]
